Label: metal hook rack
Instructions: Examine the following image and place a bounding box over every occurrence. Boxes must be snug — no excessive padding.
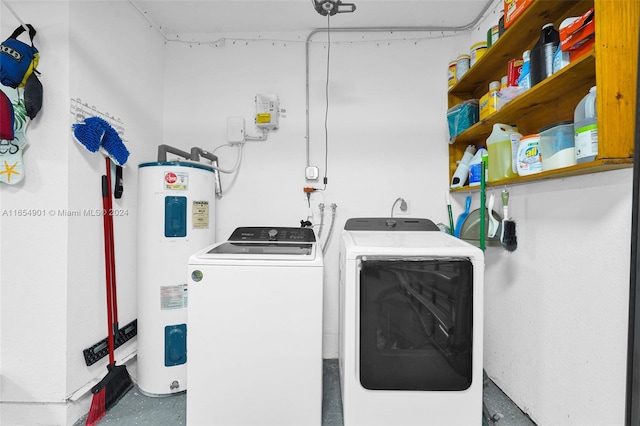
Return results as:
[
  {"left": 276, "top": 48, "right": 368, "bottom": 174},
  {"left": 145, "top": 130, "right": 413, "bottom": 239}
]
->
[{"left": 70, "top": 97, "right": 126, "bottom": 137}]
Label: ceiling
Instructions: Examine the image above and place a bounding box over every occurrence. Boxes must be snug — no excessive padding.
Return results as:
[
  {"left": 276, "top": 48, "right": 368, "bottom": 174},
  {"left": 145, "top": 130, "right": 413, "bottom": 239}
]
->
[{"left": 131, "top": 0, "right": 494, "bottom": 36}]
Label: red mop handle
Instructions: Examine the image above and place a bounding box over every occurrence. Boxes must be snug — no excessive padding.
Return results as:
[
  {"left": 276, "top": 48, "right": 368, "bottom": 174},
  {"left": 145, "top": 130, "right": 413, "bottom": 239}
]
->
[
  {"left": 105, "top": 158, "right": 119, "bottom": 329},
  {"left": 101, "top": 175, "right": 115, "bottom": 365}
]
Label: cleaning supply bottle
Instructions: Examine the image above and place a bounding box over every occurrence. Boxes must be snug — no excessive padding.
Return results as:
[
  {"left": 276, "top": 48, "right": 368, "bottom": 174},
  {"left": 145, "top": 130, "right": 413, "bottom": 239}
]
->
[
  {"left": 510, "top": 125, "right": 523, "bottom": 174},
  {"left": 530, "top": 23, "right": 560, "bottom": 87},
  {"left": 487, "top": 124, "right": 518, "bottom": 182},
  {"left": 451, "top": 145, "right": 476, "bottom": 189},
  {"left": 574, "top": 86, "right": 598, "bottom": 163},
  {"left": 517, "top": 50, "right": 531, "bottom": 91},
  {"left": 468, "top": 146, "right": 487, "bottom": 186}
]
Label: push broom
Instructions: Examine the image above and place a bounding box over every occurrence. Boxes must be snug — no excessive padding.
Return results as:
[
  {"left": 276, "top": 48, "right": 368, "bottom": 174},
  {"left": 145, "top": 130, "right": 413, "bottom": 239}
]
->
[{"left": 85, "top": 160, "right": 132, "bottom": 425}]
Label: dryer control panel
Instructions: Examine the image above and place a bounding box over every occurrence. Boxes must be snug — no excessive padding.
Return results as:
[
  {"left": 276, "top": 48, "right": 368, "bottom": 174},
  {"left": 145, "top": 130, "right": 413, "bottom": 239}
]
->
[{"left": 228, "top": 227, "right": 316, "bottom": 242}]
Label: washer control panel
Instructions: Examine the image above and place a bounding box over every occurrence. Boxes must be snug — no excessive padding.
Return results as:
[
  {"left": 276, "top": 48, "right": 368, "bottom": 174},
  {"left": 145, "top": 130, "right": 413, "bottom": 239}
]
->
[{"left": 229, "top": 227, "right": 316, "bottom": 242}]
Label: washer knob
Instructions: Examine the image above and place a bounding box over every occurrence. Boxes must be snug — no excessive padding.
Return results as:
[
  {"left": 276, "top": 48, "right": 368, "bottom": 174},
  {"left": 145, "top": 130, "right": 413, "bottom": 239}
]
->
[{"left": 268, "top": 229, "right": 278, "bottom": 240}]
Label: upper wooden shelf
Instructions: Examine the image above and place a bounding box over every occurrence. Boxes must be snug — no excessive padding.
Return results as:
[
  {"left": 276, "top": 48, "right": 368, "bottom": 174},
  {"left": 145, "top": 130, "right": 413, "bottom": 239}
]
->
[{"left": 448, "top": 0, "right": 594, "bottom": 99}]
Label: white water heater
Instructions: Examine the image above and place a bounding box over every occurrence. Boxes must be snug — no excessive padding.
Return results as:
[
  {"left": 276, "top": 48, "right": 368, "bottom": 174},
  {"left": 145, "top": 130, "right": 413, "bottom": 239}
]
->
[{"left": 137, "top": 161, "right": 216, "bottom": 396}]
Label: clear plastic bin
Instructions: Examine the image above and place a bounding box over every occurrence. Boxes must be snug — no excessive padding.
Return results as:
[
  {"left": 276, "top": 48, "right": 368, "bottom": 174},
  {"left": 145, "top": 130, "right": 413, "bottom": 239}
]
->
[{"left": 539, "top": 120, "right": 576, "bottom": 171}]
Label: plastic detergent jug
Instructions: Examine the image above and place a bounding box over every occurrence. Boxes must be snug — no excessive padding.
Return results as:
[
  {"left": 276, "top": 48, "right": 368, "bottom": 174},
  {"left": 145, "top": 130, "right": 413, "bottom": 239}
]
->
[
  {"left": 487, "top": 124, "right": 519, "bottom": 182},
  {"left": 530, "top": 23, "right": 560, "bottom": 87},
  {"left": 468, "top": 146, "right": 487, "bottom": 186},
  {"left": 574, "top": 86, "right": 598, "bottom": 163},
  {"left": 516, "top": 134, "right": 542, "bottom": 176}
]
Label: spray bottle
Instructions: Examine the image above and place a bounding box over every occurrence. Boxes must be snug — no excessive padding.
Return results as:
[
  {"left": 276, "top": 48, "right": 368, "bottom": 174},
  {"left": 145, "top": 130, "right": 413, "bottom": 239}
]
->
[{"left": 451, "top": 145, "right": 476, "bottom": 189}]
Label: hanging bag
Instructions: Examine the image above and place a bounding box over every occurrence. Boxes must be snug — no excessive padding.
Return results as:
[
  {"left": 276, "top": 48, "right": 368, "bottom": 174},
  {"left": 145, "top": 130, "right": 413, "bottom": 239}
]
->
[
  {"left": 0, "top": 24, "right": 39, "bottom": 88},
  {"left": 24, "top": 70, "right": 42, "bottom": 119}
]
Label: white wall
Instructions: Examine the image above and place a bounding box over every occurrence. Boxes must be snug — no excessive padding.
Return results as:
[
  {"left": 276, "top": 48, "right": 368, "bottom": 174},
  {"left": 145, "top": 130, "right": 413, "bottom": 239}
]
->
[
  {"left": 472, "top": 2, "right": 632, "bottom": 425},
  {"left": 163, "top": 28, "right": 472, "bottom": 357},
  {"left": 0, "top": 1, "right": 165, "bottom": 425},
  {"left": 482, "top": 170, "right": 631, "bottom": 426},
  {"left": 0, "top": 3, "right": 71, "bottom": 424},
  {"left": 0, "top": 1, "right": 633, "bottom": 426}
]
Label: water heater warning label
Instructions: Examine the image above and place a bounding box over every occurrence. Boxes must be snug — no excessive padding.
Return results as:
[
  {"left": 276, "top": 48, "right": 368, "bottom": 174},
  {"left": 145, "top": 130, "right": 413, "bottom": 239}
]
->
[
  {"left": 160, "top": 284, "right": 188, "bottom": 310},
  {"left": 164, "top": 171, "right": 188, "bottom": 190},
  {"left": 192, "top": 201, "right": 209, "bottom": 229}
]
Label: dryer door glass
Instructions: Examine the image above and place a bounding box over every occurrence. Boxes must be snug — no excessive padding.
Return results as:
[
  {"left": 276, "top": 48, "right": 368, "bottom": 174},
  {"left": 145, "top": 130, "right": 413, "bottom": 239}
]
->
[{"left": 359, "top": 256, "right": 473, "bottom": 391}]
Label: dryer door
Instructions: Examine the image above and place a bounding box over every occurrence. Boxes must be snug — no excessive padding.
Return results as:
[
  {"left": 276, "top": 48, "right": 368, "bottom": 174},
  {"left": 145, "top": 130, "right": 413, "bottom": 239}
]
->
[{"left": 358, "top": 256, "right": 474, "bottom": 391}]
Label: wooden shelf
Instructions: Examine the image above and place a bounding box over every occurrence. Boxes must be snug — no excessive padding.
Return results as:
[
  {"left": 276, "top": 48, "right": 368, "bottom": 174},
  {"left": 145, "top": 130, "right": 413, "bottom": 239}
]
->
[
  {"left": 451, "top": 158, "right": 633, "bottom": 192},
  {"left": 451, "top": 50, "right": 595, "bottom": 144},
  {"left": 447, "top": 0, "right": 637, "bottom": 189},
  {"left": 448, "top": 0, "right": 593, "bottom": 101}
]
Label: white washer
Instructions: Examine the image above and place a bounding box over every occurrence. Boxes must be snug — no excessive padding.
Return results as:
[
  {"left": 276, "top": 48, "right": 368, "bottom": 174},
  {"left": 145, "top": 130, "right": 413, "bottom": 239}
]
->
[
  {"left": 339, "top": 218, "right": 484, "bottom": 426},
  {"left": 187, "top": 226, "right": 324, "bottom": 426}
]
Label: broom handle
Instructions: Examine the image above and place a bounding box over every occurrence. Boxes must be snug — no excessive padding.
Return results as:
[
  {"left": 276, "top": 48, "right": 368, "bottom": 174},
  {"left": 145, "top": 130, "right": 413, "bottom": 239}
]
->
[
  {"left": 102, "top": 175, "right": 115, "bottom": 365},
  {"left": 105, "top": 158, "right": 119, "bottom": 331}
]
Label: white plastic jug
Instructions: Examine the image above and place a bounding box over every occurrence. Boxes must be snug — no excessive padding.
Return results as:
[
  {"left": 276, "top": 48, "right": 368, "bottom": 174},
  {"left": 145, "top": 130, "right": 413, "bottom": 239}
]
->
[
  {"left": 487, "top": 123, "right": 519, "bottom": 182},
  {"left": 574, "top": 86, "right": 598, "bottom": 163},
  {"left": 468, "top": 147, "right": 487, "bottom": 186}
]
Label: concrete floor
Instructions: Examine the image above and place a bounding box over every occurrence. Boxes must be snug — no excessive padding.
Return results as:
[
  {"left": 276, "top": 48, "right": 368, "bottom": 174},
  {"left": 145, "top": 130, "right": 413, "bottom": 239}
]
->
[{"left": 75, "top": 360, "right": 535, "bottom": 426}]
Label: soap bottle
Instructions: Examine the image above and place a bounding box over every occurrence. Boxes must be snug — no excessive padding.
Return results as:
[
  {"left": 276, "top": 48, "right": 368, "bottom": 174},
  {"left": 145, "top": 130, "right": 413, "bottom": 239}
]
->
[{"left": 530, "top": 23, "right": 560, "bottom": 87}]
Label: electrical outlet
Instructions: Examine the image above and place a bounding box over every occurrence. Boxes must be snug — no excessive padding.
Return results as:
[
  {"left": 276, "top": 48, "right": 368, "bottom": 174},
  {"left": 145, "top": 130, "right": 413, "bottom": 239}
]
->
[{"left": 396, "top": 200, "right": 411, "bottom": 215}]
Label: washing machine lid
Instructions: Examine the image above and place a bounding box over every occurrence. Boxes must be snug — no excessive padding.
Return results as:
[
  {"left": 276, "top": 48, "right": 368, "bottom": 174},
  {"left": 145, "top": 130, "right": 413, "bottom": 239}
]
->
[
  {"left": 190, "top": 226, "right": 321, "bottom": 262},
  {"left": 207, "top": 241, "right": 313, "bottom": 256}
]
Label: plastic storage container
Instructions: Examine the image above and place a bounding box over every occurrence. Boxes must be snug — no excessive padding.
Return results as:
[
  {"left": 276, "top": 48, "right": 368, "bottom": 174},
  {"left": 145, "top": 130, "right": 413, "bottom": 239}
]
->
[
  {"left": 530, "top": 23, "right": 560, "bottom": 87},
  {"left": 516, "top": 134, "right": 542, "bottom": 176},
  {"left": 479, "top": 81, "right": 500, "bottom": 120},
  {"left": 539, "top": 121, "right": 576, "bottom": 170},
  {"left": 448, "top": 61, "right": 457, "bottom": 89},
  {"left": 447, "top": 99, "right": 479, "bottom": 140},
  {"left": 487, "top": 123, "right": 519, "bottom": 182},
  {"left": 456, "top": 54, "right": 470, "bottom": 80},
  {"left": 470, "top": 42, "right": 487, "bottom": 67},
  {"left": 574, "top": 86, "right": 598, "bottom": 163}
]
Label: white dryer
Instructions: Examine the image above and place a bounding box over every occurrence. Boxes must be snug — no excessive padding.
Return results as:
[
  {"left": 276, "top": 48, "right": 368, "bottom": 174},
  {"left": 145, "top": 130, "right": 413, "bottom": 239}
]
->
[
  {"left": 339, "top": 218, "right": 484, "bottom": 426},
  {"left": 187, "top": 226, "right": 324, "bottom": 426}
]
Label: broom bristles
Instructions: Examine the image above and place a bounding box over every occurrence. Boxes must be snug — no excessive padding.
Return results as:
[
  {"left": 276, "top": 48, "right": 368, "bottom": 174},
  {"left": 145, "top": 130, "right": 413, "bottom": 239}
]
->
[
  {"left": 85, "top": 364, "right": 133, "bottom": 426},
  {"left": 501, "top": 219, "right": 517, "bottom": 252},
  {"left": 85, "top": 386, "right": 105, "bottom": 426}
]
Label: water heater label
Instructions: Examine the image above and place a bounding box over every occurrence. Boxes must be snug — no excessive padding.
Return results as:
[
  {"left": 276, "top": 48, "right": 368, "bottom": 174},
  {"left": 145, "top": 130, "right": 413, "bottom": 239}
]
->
[
  {"left": 192, "top": 201, "right": 209, "bottom": 229},
  {"left": 160, "top": 284, "right": 188, "bottom": 310},
  {"left": 164, "top": 171, "right": 188, "bottom": 190}
]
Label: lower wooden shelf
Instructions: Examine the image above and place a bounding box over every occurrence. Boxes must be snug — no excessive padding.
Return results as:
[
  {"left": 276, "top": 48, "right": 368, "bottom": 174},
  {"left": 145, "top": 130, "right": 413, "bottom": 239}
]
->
[{"left": 451, "top": 158, "right": 633, "bottom": 192}]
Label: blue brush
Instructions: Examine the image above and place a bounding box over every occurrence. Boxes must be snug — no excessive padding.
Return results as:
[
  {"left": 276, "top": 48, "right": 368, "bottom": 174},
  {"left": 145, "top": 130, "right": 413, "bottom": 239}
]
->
[
  {"left": 72, "top": 116, "right": 106, "bottom": 153},
  {"left": 72, "top": 116, "right": 129, "bottom": 166},
  {"left": 100, "top": 125, "right": 129, "bottom": 166}
]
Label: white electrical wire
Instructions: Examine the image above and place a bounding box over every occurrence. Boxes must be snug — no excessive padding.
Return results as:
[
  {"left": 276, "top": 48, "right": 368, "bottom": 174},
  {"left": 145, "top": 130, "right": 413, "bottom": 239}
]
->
[
  {"left": 322, "top": 203, "right": 337, "bottom": 256},
  {"left": 210, "top": 143, "right": 244, "bottom": 174}
]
